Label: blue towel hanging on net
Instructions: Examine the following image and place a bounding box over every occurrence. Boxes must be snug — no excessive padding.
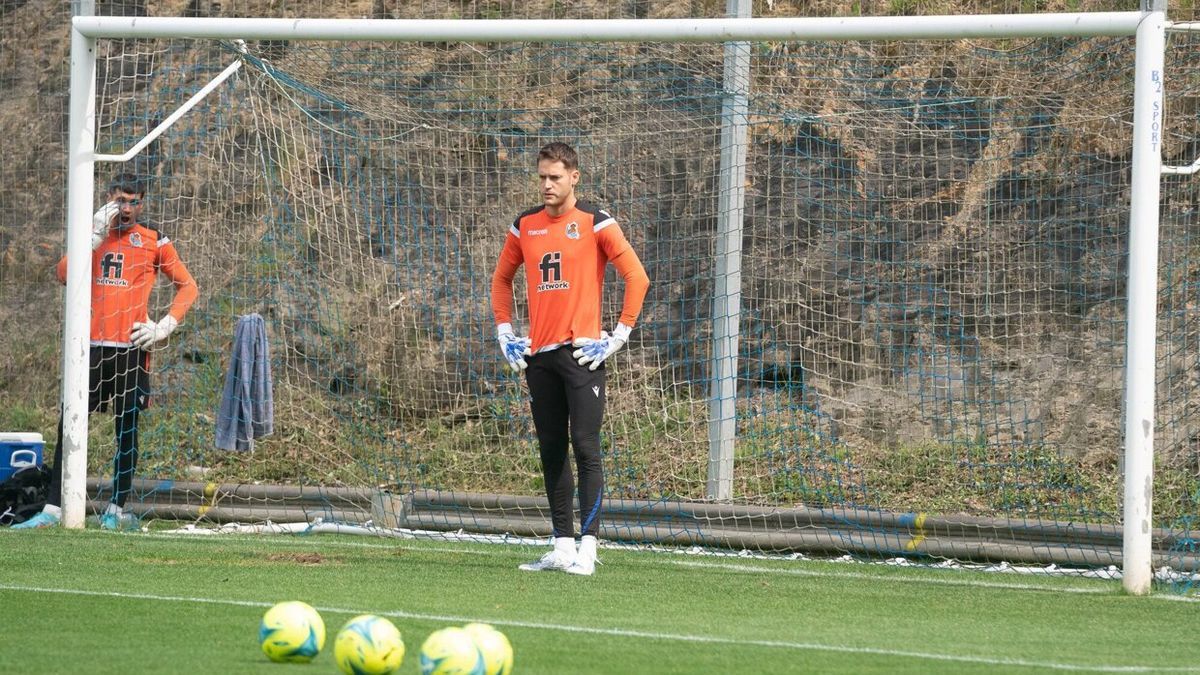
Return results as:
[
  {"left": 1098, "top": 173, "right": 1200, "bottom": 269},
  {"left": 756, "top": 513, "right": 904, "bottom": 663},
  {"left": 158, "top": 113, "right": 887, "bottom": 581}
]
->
[{"left": 215, "top": 313, "right": 274, "bottom": 451}]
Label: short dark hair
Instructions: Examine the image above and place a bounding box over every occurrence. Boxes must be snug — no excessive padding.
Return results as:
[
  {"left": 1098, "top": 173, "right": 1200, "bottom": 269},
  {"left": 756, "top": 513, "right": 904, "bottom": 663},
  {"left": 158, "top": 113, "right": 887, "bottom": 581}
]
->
[
  {"left": 107, "top": 173, "right": 147, "bottom": 197},
  {"left": 538, "top": 142, "right": 578, "bottom": 170}
]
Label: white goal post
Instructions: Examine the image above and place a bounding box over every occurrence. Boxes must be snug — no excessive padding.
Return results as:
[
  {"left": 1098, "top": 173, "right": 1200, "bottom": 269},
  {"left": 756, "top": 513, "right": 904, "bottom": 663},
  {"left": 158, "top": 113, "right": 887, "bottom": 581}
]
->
[{"left": 63, "top": 7, "right": 1166, "bottom": 595}]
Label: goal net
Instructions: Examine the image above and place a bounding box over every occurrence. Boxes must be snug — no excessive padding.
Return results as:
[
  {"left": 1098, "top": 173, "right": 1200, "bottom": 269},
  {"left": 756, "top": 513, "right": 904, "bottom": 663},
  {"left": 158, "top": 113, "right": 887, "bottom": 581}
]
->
[{"left": 71, "top": 16, "right": 1200, "bottom": 581}]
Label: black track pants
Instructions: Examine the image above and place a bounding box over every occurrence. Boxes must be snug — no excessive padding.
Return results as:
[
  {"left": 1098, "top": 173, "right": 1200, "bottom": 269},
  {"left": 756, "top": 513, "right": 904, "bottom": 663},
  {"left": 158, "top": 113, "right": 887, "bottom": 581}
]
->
[
  {"left": 524, "top": 346, "right": 606, "bottom": 538},
  {"left": 46, "top": 346, "right": 148, "bottom": 508}
]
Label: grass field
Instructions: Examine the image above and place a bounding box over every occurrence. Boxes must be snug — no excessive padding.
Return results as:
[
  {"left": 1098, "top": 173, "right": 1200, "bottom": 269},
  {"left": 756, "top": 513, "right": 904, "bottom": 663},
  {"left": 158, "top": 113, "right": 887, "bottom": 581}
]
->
[{"left": 1, "top": 528, "right": 1197, "bottom": 674}]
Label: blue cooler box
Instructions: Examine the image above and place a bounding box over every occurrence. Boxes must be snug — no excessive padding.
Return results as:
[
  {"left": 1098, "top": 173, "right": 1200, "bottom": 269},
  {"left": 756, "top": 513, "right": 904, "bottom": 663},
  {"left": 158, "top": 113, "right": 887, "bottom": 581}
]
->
[{"left": 0, "top": 432, "right": 44, "bottom": 482}]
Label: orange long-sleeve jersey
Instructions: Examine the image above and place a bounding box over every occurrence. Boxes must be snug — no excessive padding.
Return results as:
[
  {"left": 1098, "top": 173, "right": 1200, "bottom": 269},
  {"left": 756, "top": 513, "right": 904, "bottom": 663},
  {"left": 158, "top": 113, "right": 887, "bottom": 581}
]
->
[
  {"left": 491, "top": 201, "right": 650, "bottom": 352},
  {"left": 57, "top": 222, "right": 198, "bottom": 347}
]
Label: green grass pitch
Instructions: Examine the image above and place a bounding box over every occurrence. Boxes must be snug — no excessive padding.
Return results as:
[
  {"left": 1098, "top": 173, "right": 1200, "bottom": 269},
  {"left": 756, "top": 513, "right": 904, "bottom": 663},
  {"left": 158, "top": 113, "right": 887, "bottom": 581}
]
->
[{"left": 1, "top": 528, "right": 1197, "bottom": 674}]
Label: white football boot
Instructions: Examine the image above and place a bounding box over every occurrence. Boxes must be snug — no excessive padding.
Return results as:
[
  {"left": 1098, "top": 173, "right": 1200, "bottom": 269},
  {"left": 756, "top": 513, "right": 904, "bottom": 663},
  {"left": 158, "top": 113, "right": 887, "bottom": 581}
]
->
[
  {"left": 565, "top": 535, "right": 599, "bottom": 576},
  {"left": 519, "top": 537, "right": 576, "bottom": 572}
]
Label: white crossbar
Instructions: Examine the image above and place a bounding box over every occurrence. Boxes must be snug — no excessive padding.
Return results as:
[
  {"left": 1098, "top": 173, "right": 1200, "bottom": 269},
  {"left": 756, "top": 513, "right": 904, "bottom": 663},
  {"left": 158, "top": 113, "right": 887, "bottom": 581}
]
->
[{"left": 73, "top": 13, "right": 1141, "bottom": 43}]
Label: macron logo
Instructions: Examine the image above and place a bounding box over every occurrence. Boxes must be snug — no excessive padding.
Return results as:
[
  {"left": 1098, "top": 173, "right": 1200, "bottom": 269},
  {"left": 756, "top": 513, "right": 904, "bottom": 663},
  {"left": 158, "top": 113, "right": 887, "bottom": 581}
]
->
[{"left": 528, "top": 228, "right": 548, "bottom": 236}]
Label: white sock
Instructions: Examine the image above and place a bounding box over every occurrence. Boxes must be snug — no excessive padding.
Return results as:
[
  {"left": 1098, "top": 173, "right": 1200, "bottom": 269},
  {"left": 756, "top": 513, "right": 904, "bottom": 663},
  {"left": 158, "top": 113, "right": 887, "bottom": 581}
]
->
[
  {"left": 43, "top": 504, "right": 62, "bottom": 518},
  {"left": 578, "top": 535, "right": 598, "bottom": 560},
  {"left": 553, "top": 536, "right": 576, "bottom": 557},
  {"left": 104, "top": 503, "right": 123, "bottom": 517}
]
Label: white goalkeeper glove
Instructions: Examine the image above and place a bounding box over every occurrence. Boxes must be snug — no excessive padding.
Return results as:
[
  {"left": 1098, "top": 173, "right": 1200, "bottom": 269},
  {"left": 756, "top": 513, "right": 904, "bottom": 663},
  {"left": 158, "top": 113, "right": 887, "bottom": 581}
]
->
[
  {"left": 91, "top": 201, "right": 119, "bottom": 250},
  {"left": 496, "top": 323, "right": 531, "bottom": 372},
  {"left": 572, "top": 323, "right": 632, "bottom": 371},
  {"left": 131, "top": 315, "right": 179, "bottom": 349}
]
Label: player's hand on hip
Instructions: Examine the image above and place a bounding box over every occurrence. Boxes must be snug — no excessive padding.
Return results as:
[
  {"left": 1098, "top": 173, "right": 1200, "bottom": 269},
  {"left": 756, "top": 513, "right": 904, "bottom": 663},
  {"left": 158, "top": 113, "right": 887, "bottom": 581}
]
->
[
  {"left": 131, "top": 315, "right": 179, "bottom": 349},
  {"left": 572, "top": 323, "right": 632, "bottom": 371},
  {"left": 91, "top": 201, "right": 119, "bottom": 250},
  {"left": 496, "top": 323, "right": 531, "bottom": 372}
]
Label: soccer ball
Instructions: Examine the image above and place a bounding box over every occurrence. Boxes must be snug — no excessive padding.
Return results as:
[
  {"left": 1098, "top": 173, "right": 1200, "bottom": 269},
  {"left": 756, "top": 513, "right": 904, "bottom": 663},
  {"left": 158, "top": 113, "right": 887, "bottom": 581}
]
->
[
  {"left": 258, "top": 600, "right": 326, "bottom": 663},
  {"left": 462, "top": 623, "right": 513, "bottom": 675},
  {"left": 419, "top": 627, "right": 485, "bottom": 675},
  {"left": 334, "top": 614, "right": 406, "bottom": 675}
]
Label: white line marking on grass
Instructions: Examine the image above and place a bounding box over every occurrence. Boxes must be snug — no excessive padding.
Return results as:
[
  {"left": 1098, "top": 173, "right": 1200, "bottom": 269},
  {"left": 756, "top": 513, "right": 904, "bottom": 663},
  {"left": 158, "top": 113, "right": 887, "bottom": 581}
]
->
[
  {"left": 137, "top": 532, "right": 1175, "bottom": 599},
  {"left": 0, "top": 584, "right": 1195, "bottom": 672},
  {"left": 1154, "top": 594, "right": 1200, "bottom": 603},
  {"left": 663, "top": 559, "right": 1110, "bottom": 594},
  {"left": 141, "top": 532, "right": 1112, "bottom": 596}
]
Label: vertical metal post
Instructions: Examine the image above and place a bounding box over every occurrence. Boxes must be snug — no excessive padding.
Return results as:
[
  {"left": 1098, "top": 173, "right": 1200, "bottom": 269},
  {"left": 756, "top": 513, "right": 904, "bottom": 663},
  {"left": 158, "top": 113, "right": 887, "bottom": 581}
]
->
[
  {"left": 707, "top": 0, "right": 751, "bottom": 500},
  {"left": 1121, "top": 7, "right": 1165, "bottom": 595},
  {"left": 61, "top": 0, "right": 98, "bottom": 529}
]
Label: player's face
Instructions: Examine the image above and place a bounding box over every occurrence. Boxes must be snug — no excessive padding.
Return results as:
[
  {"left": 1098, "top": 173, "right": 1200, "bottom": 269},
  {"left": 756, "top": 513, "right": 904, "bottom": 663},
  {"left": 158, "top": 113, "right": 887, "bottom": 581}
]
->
[
  {"left": 110, "top": 189, "right": 144, "bottom": 230},
  {"left": 537, "top": 159, "right": 579, "bottom": 214}
]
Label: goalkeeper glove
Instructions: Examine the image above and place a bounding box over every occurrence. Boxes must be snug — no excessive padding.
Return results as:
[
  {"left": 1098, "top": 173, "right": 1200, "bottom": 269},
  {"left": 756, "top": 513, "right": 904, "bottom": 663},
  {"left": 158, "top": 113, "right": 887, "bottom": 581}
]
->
[
  {"left": 131, "top": 315, "right": 179, "bottom": 349},
  {"left": 91, "top": 201, "right": 119, "bottom": 250},
  {"left": 496, "top": 323, "right": 531, "bottom": 372},
  {"left": 572, "top": 323, "right": 632, "bottom": 371}
]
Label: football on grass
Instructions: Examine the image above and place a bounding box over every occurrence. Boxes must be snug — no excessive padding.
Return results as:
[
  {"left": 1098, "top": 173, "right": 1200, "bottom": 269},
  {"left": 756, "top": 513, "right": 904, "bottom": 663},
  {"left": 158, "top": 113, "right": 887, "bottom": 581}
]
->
[
  {"left": 462, "top": 623, "right": 513, "bottom": 675},
  {"left": 419, "top": 626, "right": 485, "bottom": 675},
  {"left": 335, "top": 614, "right": 406, "bottom": 675},
  {"left": 258, "top": 600, "right": 326, "bottom": 663}
]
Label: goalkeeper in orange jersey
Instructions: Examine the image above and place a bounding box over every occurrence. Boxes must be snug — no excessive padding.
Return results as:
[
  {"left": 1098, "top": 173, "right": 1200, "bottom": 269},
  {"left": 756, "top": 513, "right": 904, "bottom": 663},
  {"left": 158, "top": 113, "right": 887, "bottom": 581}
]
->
[
  {"left": 13, "top": 173, "right": 198, "bottom": 531},
  {"left": 491, "top": 142, "right": 650, "bottom": 575}
]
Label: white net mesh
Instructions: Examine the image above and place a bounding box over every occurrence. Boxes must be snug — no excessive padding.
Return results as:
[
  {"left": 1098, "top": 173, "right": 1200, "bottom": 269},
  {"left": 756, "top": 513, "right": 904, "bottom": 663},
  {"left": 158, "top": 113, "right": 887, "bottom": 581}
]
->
[{"left": 66, "top": 28, "right": 1199, "bottom": 577}]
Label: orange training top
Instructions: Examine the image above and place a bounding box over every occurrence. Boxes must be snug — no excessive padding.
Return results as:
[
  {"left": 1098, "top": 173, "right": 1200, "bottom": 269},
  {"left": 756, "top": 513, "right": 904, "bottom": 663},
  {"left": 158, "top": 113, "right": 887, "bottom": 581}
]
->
[
  {"left": 491, "top": 201, "right": 650, "bottom": 352},
  {"left": 57, "top": 222, "right": 198, "bottom": 347}
]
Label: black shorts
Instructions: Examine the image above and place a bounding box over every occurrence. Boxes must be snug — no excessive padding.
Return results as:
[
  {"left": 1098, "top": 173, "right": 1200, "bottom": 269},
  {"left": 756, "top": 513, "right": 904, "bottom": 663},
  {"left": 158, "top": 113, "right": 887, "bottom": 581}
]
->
[{"left": 88, "top": 345, "right": 151, "bottom": 414}]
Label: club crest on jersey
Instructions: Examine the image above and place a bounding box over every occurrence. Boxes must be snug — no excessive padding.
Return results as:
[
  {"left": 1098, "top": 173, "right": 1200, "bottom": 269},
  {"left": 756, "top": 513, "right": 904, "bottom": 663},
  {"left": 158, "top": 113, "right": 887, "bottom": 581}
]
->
[
  {"left": 566, "top": 222, "right": 580, "bottom": 240},
  {"left": 128, "top": 232, "right": 143, "bottom": 248}
]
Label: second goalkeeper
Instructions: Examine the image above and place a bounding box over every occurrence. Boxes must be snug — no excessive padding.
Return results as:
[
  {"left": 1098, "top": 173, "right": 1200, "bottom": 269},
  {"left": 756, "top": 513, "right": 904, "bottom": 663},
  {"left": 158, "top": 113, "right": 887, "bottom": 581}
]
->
[{"left": 13, "top": 173, "right": 198, "bottom": 531}]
